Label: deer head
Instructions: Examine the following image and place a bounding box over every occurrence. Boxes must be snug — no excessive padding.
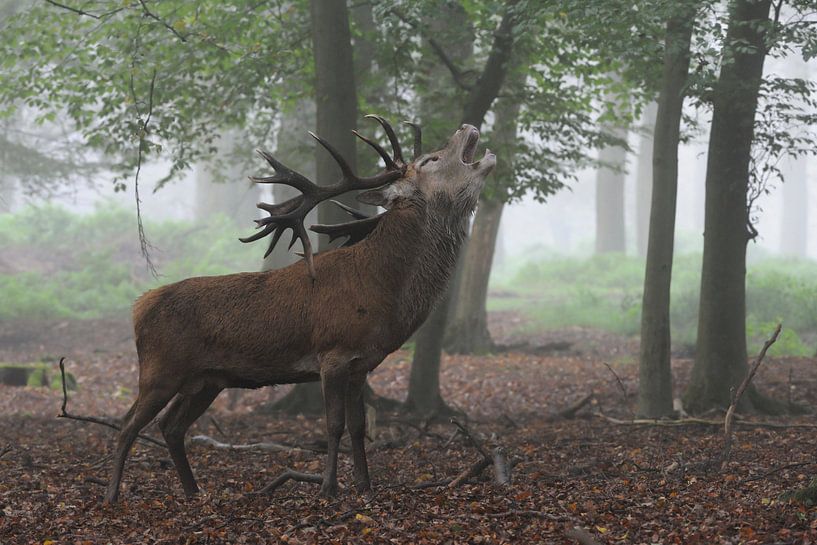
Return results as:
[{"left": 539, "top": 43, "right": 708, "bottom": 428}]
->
[{"left": 240, "top": 117, "right": 495, "bottom": 276}]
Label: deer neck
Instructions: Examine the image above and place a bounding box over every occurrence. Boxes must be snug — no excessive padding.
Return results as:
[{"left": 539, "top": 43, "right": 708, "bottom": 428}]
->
[
  {"left": 357, "top": 193, "right": 472, "bottom": 338},
  {"left": 399, "top": 193, "right": 472, "bottom": 332}
]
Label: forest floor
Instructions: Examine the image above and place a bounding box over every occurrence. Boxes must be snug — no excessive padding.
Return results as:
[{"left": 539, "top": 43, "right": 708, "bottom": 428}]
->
[{"left": 0, "top": 313, "right": 816, "bottom": 544}]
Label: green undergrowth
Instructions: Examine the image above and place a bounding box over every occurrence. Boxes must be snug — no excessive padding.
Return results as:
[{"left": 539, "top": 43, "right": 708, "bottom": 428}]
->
[
  {"left": 490, "top": 250, "right": 817, "bottom": 357},
  {"left": 0, "top": 203, "right": 258, "bottom": 321}
]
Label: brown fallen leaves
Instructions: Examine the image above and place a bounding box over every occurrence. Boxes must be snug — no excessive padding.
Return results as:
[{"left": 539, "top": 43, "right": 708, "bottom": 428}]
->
[{"left": 0, "top": 317, "right": 816, "bottom": 544}]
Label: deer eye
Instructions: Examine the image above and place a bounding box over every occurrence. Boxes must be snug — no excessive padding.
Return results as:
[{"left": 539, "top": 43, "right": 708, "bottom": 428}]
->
[{"left": 419, "top": 156, "right": 439, "bottom": 168}]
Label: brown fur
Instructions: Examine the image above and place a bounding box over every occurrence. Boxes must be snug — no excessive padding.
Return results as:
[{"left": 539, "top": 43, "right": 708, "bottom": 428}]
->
[{"left": 103, "top": 124, "right": 496, "bottom": 503}]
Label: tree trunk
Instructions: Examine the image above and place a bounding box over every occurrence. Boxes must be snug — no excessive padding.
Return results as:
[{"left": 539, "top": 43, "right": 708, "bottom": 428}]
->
[
  {"left": 194, "top": 129, "right": 259, "bottom": 224},
  {"left": 683, "top": 0, "right": 775, "bottom": 414},
  {"left": 446, "top": 83, "right": 521, "bottom": 354},
  {"left": 637, "top": 8, "right": 695, "bottom": 418},
  {"left": 406, "top": 3, "right": 517, "bottom": 416},
  {"left": 445, "top": 198, "right": 504, "bottom": 354},
  {"left": 635, "top": 101, "right": 658, "bottom": 258},
  {"left": 595, "top": 110, "right": 628, "bottom": 254},
  {"left": 268, "top": 0, "right": 360, "bottom": 415}
]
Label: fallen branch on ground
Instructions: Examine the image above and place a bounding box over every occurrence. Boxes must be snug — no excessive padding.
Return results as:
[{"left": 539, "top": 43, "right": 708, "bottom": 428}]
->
[
  {"left": 56, "top": 357, "right": 166, "bottom": 448},
  {"left": 413, "top": 419, "right": 512, "bottom": 489},
  {"left": 593, "top": 413, "right": 817, "bottom": 429},
  {"left": 189, "top": 435, "right": 311, "bottom": 454},
  {"left": 721, "top": 323, "right": 781, "bottom": 471},
  {"left": 550, "top": 393, "right": 594, "bottom": 420},
  {"left": 254, "top": 468, "right": 323, "bottom": 495}
]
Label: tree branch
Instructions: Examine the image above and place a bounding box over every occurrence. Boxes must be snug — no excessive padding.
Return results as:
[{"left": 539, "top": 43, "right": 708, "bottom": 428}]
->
[
  {"left": 387, "top": 7, "right": 474, "bottom": 91},
  {"left": 57, "top": 357, "right": 166, "bottom": 449},
  {"left": 138, "top": 0, "right": 187, "bottom": 43},
  {"left": 720, "top": 323, "right": 782, "bottom": 470}
]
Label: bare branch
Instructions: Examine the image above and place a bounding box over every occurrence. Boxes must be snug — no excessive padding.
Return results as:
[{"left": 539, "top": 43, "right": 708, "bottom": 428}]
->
[
  {"left": 43, "top": 0, "right": 124, "bottom": 20},
  {"left": 57, "top": 357, "right": 166, "bottom": 449},
  {"left": 721, "top": 323, "right": 782, "bottom": 470},
  {"left": 388, "top": 7, "right": 474, "bottom": 91},
  {"left": 129, "top": 68, "right": 159, "bottom": 278}
]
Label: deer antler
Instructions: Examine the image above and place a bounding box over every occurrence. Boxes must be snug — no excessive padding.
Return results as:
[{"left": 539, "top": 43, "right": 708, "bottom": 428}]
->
[{"left": 240, "top": 116, "right": 408, "bottom": 279}]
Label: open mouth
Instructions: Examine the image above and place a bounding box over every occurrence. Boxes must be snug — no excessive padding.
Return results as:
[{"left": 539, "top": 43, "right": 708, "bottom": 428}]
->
[{"left": 461, "top": 128, "right": 480, "bottom": 164}]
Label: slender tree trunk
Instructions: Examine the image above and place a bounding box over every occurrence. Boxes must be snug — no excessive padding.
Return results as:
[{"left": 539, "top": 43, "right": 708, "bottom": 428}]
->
[
  {"left": 635, "top": 102, "right": 658, "bottom": 258},
  {"left": 684, "top": 0, "right": 776, "bottom": 414},
  {"left": 595, "top": 114, "right": 628, "bottom": 254},
  {"left": 270, "top": 0, "right": 359, "bottom": 415},
  {"left": 637, "top": 8, "right": 695, "bottom": 418},
  {"left": 404, "top": 1, "right": 473, "bottom": 415},
  {"left": 406, "top": 2, "right": 517, "bottom": 416},
  {"left": 446, "top": 85, "right": 521, "bottom": 354}
]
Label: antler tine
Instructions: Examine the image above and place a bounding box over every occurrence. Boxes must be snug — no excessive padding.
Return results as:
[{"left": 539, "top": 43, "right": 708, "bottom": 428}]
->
[
  {"left": 242, "top": 119, "right": 407, "bottom": 279},
  {"left": 308, "top": 131, "right": 356, "bottom": 180},
  {"left": 365, "top": 114, "right": 404, "bottom": 165},
  {"left": 330, "top": 199, "right": 370, "bottom": 220},
  {"left": 402, "top": 121, "right": 422, "bottom": 159},
  {"left": 352, "top": 130, "right": 397, "bottom": 171}
]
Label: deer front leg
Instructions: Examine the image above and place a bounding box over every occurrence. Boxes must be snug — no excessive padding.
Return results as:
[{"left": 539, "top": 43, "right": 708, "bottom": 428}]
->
[
  {"left": 319, "top": 362, "right": 348, "bottom": 498},
  {"left": 345, "top": 371, "right": 370, "bottom": 492}
]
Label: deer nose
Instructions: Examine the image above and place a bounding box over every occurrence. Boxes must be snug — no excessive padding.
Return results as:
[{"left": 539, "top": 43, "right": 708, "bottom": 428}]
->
[{"left": 460, "top": 124, "right": 477, "bottom": 132}]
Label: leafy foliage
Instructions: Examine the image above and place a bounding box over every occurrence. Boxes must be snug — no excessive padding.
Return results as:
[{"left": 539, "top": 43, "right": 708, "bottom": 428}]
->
[
  {"left": 0, "top": 204, "right": 258, "bottom": 320},
  {"left": 492, "top": 252, "right": 817, "bottom": 356}
]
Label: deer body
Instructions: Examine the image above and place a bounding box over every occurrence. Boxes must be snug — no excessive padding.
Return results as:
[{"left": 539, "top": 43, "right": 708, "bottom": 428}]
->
[{"left": 104, "top": 121, "right": 494, "bottom": 503}]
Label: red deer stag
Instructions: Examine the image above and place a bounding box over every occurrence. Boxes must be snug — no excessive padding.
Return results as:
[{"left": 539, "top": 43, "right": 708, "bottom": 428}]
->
[{"left": 104, "top": 116, "right": 495, "bottom": 503}]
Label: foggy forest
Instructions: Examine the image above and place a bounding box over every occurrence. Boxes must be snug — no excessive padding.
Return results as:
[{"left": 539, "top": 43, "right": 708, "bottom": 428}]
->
[{"left": 1, "top": 0, "right": 817, "bottom": 543}]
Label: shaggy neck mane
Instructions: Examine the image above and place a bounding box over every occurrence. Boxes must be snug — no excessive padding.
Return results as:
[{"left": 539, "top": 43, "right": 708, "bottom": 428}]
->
[{"left": 355, "top": 190, "right": 474, "bottom": 338}]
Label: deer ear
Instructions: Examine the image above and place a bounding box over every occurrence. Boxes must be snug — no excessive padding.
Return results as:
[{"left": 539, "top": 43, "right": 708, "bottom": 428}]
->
[
  {"left": 357, "top": 181, "right": 413, "bottom": 208},
  {"left": 357, "top": 187, "right": 390, "bottom": 207}
]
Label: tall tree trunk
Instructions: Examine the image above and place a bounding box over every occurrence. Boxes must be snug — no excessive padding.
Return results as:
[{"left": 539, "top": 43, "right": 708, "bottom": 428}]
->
[
  {"left": 637, "top": 8, "right": 695, "bottom": 418},
  {"left": 405, "top": 2, "right": 517, "bottom": 416},
  {"left": 595, "top": 108, "right": 628, "bottom": 254},
  {"left": 683, "top": 0, "right": 777, "bottom": 414},
  {"left": 635, "top": 101, "right": 658, "bottom": 258},
  {"left": 446, "top": 85, "right": 521, "bottom": 355},
  {"left": 270, "top": 0, "right": 359, "bottom": 415},
  {"left": 194, "top": 129, "right": 259, "bottom": 224}
]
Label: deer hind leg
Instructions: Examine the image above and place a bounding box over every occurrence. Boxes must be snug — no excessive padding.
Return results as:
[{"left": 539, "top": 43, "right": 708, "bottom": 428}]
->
[
  {"left": 345, "top": 371, "right": 370, "bottom": 492},
  {"left": 104, "top": 381, "right": 179, "bottom": 504},
  {"left": 319, "top": 361, "right": 350, "bottom": 498},
  {"left": 159, "top": 385, "right": 221, "bottom": 498}
]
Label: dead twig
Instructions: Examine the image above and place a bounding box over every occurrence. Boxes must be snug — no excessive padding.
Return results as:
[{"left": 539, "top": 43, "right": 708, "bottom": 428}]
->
[
  {"left": 450, "top": 418, "right": 490, "bottom": 460},
  {"left": 721, "top": 323, "right": 781, "bottom": 470},
  {"left": 593, "top": 412, "right": 817, "bottom": 429},
  {"left": 448, "top": 457, "right": 493, "bottom": 488},
  {"left": 603, "top": 362, "right": 634, "bottom": 419},
  {"left": 189, "top": 435, "right": 310, "bottom": 454},
  {"left": 254, "top": 468, "right": 323, "bottom": 495},
  {"left": 744, "top": 461, "right": 814, "bottom": 483},
  {"left": 57, "top": 357, "right": 166, "bottom": 449},
  {"left": 551, "top": 393, "right": 594, "bottom": 420}
]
